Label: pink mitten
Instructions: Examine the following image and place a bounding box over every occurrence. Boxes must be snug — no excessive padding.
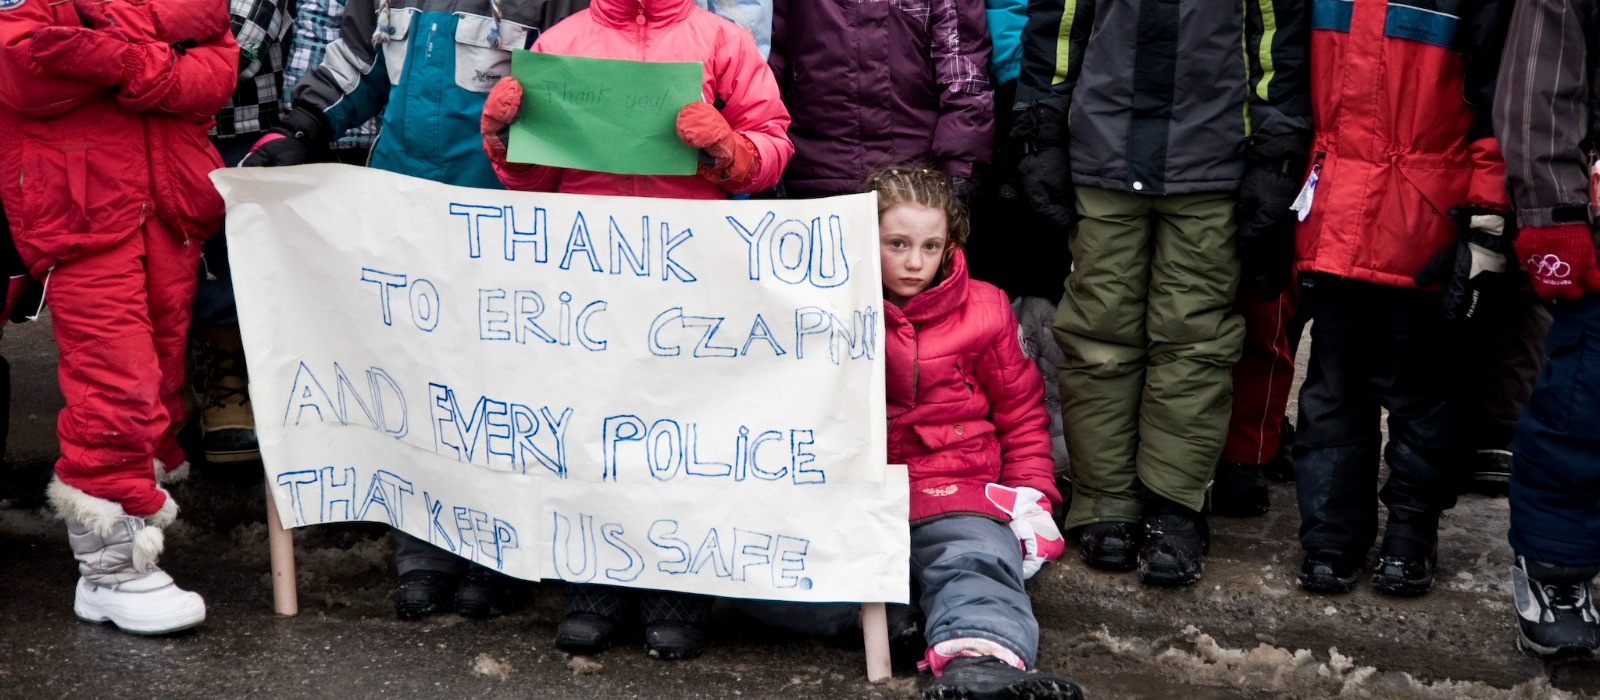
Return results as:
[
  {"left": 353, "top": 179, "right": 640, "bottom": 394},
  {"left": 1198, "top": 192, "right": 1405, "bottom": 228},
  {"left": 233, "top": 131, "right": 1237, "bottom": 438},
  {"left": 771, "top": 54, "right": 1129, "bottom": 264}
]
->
[{"left": 985, "top": 483, "right": 1065, "bottom": 579}]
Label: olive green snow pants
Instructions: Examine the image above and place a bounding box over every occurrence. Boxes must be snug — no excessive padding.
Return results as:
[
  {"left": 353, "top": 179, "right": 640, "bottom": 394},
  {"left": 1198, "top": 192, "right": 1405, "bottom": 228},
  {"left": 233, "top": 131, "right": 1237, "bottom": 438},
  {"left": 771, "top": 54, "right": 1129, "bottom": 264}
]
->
[{"left": 1053, "top": 186, "right": 1244, "bottom": 529}]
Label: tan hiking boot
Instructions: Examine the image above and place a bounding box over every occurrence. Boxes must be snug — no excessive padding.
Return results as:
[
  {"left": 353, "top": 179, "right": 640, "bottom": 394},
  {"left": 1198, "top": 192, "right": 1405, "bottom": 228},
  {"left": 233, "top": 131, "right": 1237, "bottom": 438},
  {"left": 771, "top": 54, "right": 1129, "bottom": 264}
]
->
[{"left": 195, "top": 324, "right": 259, "bottom": 463}]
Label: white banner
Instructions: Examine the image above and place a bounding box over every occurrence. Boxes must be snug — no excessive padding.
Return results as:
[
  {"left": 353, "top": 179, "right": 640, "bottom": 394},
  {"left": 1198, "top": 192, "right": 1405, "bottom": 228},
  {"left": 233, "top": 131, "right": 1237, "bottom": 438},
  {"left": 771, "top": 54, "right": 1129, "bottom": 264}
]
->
[{"left": 213, "top": 165, "right": 908, "bottom": 603}]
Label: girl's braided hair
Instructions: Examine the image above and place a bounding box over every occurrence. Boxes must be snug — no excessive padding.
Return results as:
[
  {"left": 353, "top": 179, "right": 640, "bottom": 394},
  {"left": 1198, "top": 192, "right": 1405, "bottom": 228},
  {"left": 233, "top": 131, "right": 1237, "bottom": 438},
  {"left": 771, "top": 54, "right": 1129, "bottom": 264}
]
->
[{"left": 863, "top": 164, "right": 969, "bottom": 249}]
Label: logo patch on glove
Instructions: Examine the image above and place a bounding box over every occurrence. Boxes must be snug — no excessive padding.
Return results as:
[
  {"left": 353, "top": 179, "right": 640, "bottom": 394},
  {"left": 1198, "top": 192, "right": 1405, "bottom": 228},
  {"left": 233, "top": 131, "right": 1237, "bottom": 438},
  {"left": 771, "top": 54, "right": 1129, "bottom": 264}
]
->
[
  {"left": 1530, "top": 254, "right": 1574, "bottom": 282},
  {"left": 0, "top": 0, "right": 25, "bottom": 12}
]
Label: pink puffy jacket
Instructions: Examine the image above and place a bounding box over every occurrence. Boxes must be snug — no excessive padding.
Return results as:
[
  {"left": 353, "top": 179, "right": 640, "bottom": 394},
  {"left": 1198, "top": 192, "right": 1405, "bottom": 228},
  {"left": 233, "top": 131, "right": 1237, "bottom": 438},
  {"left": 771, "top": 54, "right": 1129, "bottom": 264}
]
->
[
  {"left": 885, "top": 249, "right": 1060, "bottom": 524},
  {"left": 492, "top": 0, "right": 792, "bottom": 198}
]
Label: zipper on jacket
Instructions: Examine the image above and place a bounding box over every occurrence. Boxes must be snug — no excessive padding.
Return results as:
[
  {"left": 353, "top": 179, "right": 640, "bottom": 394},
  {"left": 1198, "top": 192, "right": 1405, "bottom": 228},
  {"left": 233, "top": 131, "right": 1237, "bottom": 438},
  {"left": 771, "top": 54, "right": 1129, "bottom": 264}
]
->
[{"left": 909, "top": 334, "right": 920, "bottom": 408}]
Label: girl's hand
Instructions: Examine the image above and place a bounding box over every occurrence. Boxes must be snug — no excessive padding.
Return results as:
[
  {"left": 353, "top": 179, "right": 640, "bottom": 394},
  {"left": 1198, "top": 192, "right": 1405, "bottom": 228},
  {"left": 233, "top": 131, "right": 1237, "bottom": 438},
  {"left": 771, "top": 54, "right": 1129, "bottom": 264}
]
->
[
  {"left": 985, "top": 483, "right": 1065, "bottom": 579},
  {"left": 481, "top": 77, "right": 524, "bottom": 166},
  {"left": 676, "top": 101, "right": 759, "bottom": 191}
]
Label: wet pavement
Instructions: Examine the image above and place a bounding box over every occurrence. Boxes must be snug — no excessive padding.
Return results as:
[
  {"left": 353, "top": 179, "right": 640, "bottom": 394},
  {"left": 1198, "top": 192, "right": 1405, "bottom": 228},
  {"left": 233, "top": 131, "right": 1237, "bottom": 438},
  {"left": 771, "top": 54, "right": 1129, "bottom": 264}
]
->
[{"left": 0, "top": 315, "right": 1594, "bottom": 699}]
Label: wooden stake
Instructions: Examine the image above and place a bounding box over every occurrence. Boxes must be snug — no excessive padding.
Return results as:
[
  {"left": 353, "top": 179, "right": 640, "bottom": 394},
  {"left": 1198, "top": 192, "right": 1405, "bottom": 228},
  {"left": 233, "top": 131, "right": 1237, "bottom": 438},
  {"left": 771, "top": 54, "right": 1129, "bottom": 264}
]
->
[
  {"left": 861, "top": 602, "right": 892, "bottom": 682},
  {"left": 264, "top": 483, "right": 299, "bottom": 617}
]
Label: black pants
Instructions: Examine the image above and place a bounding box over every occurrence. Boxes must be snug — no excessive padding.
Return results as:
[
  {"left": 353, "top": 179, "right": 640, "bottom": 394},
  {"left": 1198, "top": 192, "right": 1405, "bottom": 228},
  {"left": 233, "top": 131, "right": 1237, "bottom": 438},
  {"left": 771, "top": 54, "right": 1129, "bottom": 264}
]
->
[
  {"left": 1447, "top": 274, "right": 1551, "bottom": 451},
  {"left": 1294, "top": 276, "right": 1462, "bottom": 555}
]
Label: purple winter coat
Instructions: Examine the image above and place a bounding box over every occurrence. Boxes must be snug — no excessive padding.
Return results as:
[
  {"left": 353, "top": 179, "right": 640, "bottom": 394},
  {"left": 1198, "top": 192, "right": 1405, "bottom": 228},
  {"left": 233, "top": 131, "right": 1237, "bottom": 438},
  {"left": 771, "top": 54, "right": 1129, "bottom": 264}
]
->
[{"left": 770, "top": 0, "right": 994, "bottom": 197}]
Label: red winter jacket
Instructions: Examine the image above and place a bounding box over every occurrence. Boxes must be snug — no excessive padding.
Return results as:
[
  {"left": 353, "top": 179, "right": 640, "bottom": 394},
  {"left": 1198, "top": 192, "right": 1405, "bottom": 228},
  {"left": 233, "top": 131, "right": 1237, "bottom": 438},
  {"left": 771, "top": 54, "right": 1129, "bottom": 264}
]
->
[
  {"left": 1294, "top": 0, "right": 1511, "bottom": 288},
  {"left": 492, "top": 0, "right": 793, "bottom": 199},
  {"left": 0, "top": 0, "right": 238, "bottom": 277},
  {"left": 885, "top": 249, "right": 1059, "bottom": 524}
]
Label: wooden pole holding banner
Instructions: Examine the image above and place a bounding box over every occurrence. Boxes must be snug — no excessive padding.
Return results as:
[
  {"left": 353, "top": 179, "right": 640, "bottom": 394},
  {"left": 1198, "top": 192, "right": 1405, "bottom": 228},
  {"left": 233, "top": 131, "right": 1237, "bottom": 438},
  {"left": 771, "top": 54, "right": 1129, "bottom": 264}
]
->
[
  {"left": 862, "top": 602, "right": 892, "bottom": 682},
  {"left": 264, "top": 483, "right": 299, "bottom": 616}
]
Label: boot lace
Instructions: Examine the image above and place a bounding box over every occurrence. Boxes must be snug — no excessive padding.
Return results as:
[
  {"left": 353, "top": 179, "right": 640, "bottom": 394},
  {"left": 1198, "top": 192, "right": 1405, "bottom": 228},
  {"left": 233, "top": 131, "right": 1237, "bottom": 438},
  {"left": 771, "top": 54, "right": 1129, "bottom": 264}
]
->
[{"left": 198, "top": 347, "right": 252, "bottom": 410}]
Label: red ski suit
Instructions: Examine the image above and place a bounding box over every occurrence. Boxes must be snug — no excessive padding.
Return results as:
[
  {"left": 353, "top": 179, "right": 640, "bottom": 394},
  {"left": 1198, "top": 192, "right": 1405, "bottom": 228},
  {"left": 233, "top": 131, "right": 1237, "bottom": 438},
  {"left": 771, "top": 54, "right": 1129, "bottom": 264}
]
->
[
  {"left": 885, "top": 250, "right": 1060, "bottom": 524},
  {"left": 1295, "top": 0, "right": 1509, "bottom": 287},
  {"left": 0, "top": 0, "right": 238, "bottom": 516}
]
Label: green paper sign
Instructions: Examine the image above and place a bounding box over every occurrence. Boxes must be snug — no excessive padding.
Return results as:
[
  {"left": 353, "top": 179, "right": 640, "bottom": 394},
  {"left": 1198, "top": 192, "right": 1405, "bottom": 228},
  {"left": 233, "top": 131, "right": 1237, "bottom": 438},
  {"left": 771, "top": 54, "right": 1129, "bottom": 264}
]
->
[{"left": 506, "top": 51, "right": 702, "bottom": 177}]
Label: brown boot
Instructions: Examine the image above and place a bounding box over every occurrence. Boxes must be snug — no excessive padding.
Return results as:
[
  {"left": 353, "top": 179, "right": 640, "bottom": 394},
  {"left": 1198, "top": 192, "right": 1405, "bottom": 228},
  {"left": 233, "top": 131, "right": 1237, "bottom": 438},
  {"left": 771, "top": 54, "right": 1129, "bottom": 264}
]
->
[{"left": 195, "top": 324, "right": 259, "bottom": 463}]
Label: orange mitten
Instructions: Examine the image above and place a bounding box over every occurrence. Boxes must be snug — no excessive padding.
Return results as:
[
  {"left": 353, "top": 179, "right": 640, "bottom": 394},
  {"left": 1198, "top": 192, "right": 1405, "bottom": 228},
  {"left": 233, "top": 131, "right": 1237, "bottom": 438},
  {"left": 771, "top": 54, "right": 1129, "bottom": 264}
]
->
[
  {"left": 481, "top": 76, "right": 524, "bottom": 166},
  {"left": 675, "top": 101, "right": 758, "bottom": 192}
]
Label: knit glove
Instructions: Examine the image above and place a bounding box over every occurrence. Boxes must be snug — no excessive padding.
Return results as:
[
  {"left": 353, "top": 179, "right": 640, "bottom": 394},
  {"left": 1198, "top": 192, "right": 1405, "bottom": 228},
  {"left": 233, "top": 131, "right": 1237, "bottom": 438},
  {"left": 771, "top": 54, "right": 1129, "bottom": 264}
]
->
[
  {"left": 1236, "top": 132, "right": 1306, "bottom": 298},
  {"left": 29, "top": 27, "right": 138, "bottom": 88},
  {"left": 481, "top": 76, "right": 523, "bottom": 167},
  {"left": 1516, "top": 223, "right": 1600, "bottom": 302},
  {"left": 1413, "top": 206, "right": 1515, "bottom": 319},
  {"left": 676, "top": 101, "right": 759, "bottom": 192},
  {"left": 1011, "top": 101, "right": 1079, "bottom": 230},
  {"left": 985, "top": 483, "right": 1064, "bottom": 579},
  {"left": 240, "top": 107, "right": 325, "bottom": 167}
]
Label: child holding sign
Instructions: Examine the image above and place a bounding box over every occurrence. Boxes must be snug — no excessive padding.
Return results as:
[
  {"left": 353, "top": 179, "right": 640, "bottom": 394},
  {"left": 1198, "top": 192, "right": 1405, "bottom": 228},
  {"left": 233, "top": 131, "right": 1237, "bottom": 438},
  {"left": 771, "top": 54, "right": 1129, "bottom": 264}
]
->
[
  {"left": 872, "top": 166, "right": 1081, "bottom": 699},
  {"left": 478, "top": 0, "right": 792, "bottom": 661}
]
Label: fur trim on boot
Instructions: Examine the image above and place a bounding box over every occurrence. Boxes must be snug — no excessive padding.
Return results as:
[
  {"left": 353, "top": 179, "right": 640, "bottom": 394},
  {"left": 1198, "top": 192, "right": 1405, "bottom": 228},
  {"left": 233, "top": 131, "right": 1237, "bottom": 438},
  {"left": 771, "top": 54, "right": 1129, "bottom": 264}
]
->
[
  {"left": 132, "top": 526, "right": 165, "bottom": 572},
  {"left": 48, "top": 477, "right": 179, "bottom": 534},
  {"left": 146, "top": 493, "right": 179, "bottom": 528},
  {"left": 155, "top": 459, "right": 191, "bottom": 484},
  {"left": 48, "top": 478, "right": 128, "bottom": 537}
]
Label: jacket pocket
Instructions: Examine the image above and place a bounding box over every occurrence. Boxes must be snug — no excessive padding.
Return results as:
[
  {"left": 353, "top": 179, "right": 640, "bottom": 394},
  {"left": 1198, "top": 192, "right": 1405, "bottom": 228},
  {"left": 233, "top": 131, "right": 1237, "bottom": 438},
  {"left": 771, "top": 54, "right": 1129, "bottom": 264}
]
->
[
  {"left": 912, "top": 420, "right": 996, "bottom": 452},
  {"left": 379, "top": 7, "right": 416, "bottom": 86},
  {"left": 18, "top": 140, "right": 90, "bottom": 235},
  {"left": 453, "top": 14, "right": 527, "bottom": 93}
]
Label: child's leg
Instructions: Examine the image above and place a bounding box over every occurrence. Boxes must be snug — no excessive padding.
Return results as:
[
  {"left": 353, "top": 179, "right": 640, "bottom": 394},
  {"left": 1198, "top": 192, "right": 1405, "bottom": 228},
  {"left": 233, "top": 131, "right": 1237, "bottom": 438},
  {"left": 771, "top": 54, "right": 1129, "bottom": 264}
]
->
[
  {"left": 142, "top": 220, "right": 201, "bottom": 476},
  {"left": 1139, "top": 192, "right": 1244, "bottom": 511},
  {"left": 43, "top": 222, "right": 207, "bottom": 634},
  {"left": 1294, "top": 278, "right": 1385, "bottom": 560},
  {"left": 913, "top": 516, "right": 1037, "bottom": 668},
  {"left": 1053, "top": 186, "right": 1155, "bottom": 531},
  {"left": 48, "top": 227, "right": 169, "bottom": 516}
]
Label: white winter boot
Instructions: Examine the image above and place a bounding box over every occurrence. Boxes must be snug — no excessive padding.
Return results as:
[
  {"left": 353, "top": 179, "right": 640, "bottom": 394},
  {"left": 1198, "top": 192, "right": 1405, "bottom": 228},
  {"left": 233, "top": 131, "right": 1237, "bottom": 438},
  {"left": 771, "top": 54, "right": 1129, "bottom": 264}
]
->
[{"left": 49, "top": 479, "right": 206, "bottom": 635}]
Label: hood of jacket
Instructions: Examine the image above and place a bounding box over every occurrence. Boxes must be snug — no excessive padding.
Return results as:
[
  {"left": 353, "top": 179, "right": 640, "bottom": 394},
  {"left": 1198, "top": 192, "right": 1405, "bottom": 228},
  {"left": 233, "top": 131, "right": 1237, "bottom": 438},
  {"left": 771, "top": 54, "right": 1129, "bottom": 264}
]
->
[{"left": 590, "top": 0, "right": 694, "bottom": 28}]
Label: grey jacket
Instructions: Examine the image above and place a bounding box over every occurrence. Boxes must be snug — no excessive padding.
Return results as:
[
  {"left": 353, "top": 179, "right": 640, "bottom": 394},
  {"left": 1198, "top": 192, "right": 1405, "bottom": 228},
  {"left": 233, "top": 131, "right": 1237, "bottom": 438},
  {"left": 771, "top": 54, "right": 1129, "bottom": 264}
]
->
[
  {"left": 1016, "top": 0, "right": 1310, "bottom": 196},
  {"left": 1493, "top": 0, "right": 1599, "bottom": 231}
]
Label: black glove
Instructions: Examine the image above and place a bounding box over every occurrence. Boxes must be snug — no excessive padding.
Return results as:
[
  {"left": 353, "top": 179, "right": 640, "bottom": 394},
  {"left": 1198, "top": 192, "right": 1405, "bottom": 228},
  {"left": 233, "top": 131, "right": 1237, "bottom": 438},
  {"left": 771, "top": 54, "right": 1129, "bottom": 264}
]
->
[
  {"left": 1413, "top": 205, "right": 1516, "bottom": 321},
  {"left": 1235, "top": 133, "right": 1307, "bottom": 298},
  {"left": 239, "top": 107, "right": 327, "bottom": 167},
  {"left": 1011, "top": 102, "right": 1079, "bottom": 230}
]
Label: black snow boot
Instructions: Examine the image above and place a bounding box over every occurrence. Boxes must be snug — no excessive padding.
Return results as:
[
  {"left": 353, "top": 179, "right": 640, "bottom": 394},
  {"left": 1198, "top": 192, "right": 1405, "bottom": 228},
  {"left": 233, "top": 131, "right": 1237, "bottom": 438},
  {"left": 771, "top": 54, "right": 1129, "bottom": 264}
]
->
[
  {"left": 1210, "top": 460, "right": 1270, "bottom": 517},
  {"left": 1137, "top": 493, "right": 1209, "bottom": 586},
  {"left": 922, "top": 657, "right": 1085, "bottom": 700},
  {"left": 453, "top": 564, "right": 533, "bottom": 618},
  {"left": 1371, "top": 518, "right": 1438, "bottom": 596},
  {"left": 557, "top": 584, "right": 628, "bottom": 655},
  {"left": 1074, "top": 521, "right": 1141, "bottom": 571},
  {"left": 1513, "top": 556, "right": 1600, "bottom": 659},
  {"left": 640, "top": 591, "right": 711, "bottom": 660},
  {"left": 1298, "top": 550, "right": 1361, "bottom": 594},
  {"left": 395, "top": 570, "right": 460, "bottom": 620}
]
